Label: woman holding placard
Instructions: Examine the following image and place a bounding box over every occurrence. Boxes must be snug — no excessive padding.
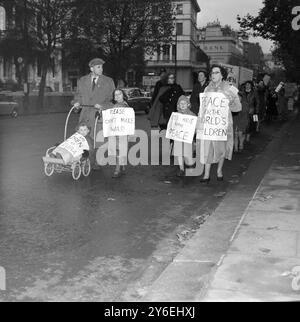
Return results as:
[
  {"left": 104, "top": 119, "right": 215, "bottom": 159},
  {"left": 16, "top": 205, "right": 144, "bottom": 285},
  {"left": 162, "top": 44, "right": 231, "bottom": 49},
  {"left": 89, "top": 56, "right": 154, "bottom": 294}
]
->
[{"left": 197, "top": 65, "right": 242, "bottom": 183}]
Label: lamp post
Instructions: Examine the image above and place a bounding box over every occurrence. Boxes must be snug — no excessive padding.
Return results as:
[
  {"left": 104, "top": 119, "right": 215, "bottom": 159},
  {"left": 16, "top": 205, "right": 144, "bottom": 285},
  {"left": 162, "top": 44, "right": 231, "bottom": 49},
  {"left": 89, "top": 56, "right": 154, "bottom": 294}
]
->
[
  {"left": 173, "top": 7, "right": 177, "bottom": 79},
  {"left": 175, "top": 27, "right": 177, "bottom": 79},
  {"left": 23, "top": 0, "right": 29, "bottom": 96}
]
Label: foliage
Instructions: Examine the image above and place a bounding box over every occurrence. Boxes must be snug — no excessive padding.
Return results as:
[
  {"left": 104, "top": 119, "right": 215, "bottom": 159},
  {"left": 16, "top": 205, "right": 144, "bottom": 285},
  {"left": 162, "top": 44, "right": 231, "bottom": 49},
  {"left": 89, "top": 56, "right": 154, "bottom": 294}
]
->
[{"left": 237, "top": 0, "right": 300, "bottom": 81}]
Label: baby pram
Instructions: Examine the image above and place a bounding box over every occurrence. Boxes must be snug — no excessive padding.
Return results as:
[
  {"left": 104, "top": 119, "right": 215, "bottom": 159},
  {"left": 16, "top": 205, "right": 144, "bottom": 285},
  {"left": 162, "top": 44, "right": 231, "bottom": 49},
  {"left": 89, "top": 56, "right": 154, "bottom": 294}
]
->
[{"left": 42, "top": 105, "right": 101, "bottom": 180}]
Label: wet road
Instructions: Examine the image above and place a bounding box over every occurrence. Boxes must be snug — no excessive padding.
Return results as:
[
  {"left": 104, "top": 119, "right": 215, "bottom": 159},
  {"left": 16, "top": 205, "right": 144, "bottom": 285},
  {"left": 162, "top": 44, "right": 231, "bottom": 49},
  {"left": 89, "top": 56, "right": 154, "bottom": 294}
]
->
[{"left": 0, "top": 112, "right": 282, "bottom": 301}]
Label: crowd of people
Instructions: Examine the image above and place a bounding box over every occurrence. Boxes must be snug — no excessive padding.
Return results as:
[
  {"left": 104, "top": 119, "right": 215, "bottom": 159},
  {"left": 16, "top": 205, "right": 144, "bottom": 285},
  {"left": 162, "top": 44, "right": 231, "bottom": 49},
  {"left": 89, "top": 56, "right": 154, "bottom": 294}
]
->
[
  {"left": 148, "top": 66, "right": 299, "bottom": 180},
  {"left": 49, "top": 57, "right": 298, "bottom": 182}
]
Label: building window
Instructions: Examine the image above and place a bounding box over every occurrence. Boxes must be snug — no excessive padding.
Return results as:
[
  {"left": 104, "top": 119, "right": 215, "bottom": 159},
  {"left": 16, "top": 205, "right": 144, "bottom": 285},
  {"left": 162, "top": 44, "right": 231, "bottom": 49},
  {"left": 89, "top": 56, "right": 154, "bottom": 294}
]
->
[
  {"left": 152, "top": 4, "right": 159, "bottom": 16},
  {"left": 176, "top": 4, "right": 183, "bottom": 15},
  {"left": 0, "top": 6, "right": 6, "bottom": 31},
  {"left": 163, "top": 45, "right": 170, "bottom": 61},
  {"left": 172, "top": 44, "right": 176, "bottom": 61},
  {"left": 176, "top": 23, "right": 183, "bottom": 36}
]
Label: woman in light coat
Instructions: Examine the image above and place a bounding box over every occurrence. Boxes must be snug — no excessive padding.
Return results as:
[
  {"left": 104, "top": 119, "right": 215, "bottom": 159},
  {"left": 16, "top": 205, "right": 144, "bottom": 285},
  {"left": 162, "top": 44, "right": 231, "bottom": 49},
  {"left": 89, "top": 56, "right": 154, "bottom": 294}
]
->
[{"left": 197, "top": 65, "right": 242, "bottom": 183}]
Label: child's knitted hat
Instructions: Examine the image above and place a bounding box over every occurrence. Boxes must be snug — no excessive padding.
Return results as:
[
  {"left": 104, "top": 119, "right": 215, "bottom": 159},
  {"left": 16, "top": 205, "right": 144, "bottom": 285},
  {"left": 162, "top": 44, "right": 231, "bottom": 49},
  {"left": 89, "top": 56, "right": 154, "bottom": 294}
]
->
[{"left": 177, "top": 95, "right": 191, "bottom": 109}]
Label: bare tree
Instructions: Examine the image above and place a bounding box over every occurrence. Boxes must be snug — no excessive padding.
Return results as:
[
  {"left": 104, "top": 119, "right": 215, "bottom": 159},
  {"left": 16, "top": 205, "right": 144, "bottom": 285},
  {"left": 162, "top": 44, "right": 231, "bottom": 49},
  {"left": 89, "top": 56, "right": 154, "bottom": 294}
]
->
[
  {"left": 23, "top": 0, "right": 76, "bottom": 105},
  {"left": 72, "top": 0, "right": 174, "bottom": 82}
]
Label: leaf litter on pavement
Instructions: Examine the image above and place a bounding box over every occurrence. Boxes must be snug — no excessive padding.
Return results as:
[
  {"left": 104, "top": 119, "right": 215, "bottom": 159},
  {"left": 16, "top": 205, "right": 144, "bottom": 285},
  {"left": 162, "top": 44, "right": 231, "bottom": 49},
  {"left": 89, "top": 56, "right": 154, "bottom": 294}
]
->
[{"left": 255, "top": 194, "right": 273, "bottom": 202}]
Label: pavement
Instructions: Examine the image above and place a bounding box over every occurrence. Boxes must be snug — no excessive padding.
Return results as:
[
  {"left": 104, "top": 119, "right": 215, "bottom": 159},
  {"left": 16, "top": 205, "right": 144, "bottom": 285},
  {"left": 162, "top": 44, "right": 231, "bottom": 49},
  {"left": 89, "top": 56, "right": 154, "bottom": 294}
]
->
[{"left": 141, "top": 110, "right": 300, "bottom": 302}]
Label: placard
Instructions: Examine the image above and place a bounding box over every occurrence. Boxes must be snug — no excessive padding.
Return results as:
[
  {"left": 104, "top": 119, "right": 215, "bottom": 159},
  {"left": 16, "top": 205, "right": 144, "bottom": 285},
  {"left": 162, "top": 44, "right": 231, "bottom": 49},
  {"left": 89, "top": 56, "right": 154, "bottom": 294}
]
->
[
  {"left": 166, "top": 112, "right": 198, "bottom": 144},
  {"left": 102, "top": 107, "right": 135, "bottom": 137},
  {"left": 197, "top": 92, "right": 229, "bottom": 141},
  {"left": 56, "top": 133, "right": 89, "bottom": 158}
]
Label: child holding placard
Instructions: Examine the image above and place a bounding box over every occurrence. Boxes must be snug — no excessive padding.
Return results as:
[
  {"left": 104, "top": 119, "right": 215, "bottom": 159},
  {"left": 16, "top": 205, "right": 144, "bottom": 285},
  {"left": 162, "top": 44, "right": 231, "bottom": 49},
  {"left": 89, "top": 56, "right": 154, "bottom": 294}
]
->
[
  {"left": 50, "top": 122, "right": 92, "bottom": 165},
  {"left": 109, "top": 89, "right": 130, "bottom": 178},
  {"left": 173, "top": 96, "right": 196, "bottom": 177}
]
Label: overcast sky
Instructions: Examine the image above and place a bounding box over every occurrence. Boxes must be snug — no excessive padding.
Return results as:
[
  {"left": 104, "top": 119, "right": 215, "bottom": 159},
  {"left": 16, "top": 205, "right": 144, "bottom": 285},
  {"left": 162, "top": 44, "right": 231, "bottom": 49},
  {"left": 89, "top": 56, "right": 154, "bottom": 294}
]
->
[{"left": 197, "top": 0, "right": 274, "bottom": 53}]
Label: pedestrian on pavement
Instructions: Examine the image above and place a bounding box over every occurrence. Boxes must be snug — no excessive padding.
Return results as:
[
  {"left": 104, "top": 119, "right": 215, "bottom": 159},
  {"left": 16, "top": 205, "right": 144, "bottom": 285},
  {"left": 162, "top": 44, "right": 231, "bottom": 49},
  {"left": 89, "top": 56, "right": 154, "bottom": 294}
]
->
[
  {"left": 233, "top": 90, "right": 248, "bottom": 152},
  {"left": 150, "top": 67, "right": 168, "bottom": 106},
  {"left": 227, "top": 75, "right": 244, "bottom": 152},
  {"left": 197, "top": 65, "right": 242, "bottom": 183},
  {"left": 73, "top": 58, "right": 115, "bottom": 168},
  {"left": 276, "top": 84, "right": 288, "bottom": 121},
  {"left": 240, "top": 81, "right": 260, "bottom": 143},
  {"left": 158, "top": 73, "right": 185, "bottom": 130},
  {"left": 173, "top": 95, "right": 196, "bottom": 177},
  {"left": 109, "top": 89, "right": 130, "bottom": 178},
  {"left": 256, "top": 79, "right": 267, "bottom": 125},
  {"left": 190, "top": 70, "right": 209, "bottom": 116},
  {"left": 265, "top": 87, "right": 278, "bottom": 123}
]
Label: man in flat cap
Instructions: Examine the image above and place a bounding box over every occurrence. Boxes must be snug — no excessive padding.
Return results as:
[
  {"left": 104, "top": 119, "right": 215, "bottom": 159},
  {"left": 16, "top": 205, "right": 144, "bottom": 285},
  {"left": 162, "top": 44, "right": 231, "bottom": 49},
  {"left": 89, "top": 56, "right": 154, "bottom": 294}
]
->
[{"left": 73, "top": 58, "right": 115, "bottom": 168}]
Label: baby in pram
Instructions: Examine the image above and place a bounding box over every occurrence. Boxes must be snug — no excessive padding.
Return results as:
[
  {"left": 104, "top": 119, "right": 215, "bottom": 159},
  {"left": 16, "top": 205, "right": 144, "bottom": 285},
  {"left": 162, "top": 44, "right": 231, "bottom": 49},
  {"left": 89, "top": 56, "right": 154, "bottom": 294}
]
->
[{"left": 50, "top": 122, "right": 93, "bottom": 165}]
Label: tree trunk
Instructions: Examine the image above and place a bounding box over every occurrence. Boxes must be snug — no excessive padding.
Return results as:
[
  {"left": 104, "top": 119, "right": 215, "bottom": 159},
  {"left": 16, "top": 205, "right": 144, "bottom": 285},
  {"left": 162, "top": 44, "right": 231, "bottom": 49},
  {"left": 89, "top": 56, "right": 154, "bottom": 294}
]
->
[{"left": 38, "top": 65, "right": 48, "bottom": 109}]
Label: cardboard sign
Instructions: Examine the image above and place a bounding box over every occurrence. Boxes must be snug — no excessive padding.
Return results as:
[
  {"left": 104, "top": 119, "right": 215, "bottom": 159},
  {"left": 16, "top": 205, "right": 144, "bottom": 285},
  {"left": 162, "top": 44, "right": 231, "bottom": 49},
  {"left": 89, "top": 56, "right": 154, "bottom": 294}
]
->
[
  {"left": 166, "top": 112, "right": 198, "bottom": 144},
  {"left": 197, "top": 92, "right": 229, "bottom": 141},
  {"left": 102, "top": 107, "right": 135, "bottom": 137},
  {"left": 57, "top": 133, "right": 89, "bottom": 158}
]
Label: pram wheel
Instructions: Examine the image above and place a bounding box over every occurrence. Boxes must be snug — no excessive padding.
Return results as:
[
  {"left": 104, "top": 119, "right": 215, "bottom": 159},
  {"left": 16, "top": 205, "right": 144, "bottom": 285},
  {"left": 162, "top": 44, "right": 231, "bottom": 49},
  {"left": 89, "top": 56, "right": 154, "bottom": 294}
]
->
[
  {"left": 72, "top": 162, "right": 82, "bottom": 180},
  {"left": 44, "top": 163, "right": 54, "bottom": 176},
  {"left": 82, "top": 159, "right": 91, "bottom": 177}
]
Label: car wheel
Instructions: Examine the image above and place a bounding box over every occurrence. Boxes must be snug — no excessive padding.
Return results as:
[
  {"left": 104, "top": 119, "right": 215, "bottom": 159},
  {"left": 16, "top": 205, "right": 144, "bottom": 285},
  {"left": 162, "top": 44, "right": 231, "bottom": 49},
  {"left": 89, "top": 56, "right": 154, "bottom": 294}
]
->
[{"left": 145, "top": 105, "right": 150, "bottom": 114}]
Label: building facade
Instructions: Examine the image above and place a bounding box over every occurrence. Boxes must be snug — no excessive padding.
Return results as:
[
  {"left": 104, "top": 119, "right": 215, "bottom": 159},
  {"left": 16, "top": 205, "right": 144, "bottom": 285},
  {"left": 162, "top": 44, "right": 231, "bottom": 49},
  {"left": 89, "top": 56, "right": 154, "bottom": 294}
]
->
[
  {"left": 0, "top": 2, "right": 64, "bottom": 92},
  {"left": 145, "top": 0, "right": 209, "bottom": 90},
  {"left": 197, "top": 21, "right": 245, "bottom": 66},
  {"left": 242, "top": 41, "right": 265, "bottom": 77}
]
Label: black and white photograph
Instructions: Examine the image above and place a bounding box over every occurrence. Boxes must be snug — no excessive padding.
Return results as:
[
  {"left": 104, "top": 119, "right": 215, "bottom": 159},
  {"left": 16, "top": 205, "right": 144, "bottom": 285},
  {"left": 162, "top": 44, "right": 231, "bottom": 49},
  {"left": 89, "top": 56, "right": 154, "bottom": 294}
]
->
[{"left": 0, "top": 0, "right": 300, "bottom": 306}]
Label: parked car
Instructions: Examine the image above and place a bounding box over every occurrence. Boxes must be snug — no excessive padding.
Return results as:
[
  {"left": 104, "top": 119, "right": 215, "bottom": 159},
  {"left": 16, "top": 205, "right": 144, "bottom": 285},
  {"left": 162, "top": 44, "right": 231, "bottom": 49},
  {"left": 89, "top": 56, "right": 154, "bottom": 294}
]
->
[
  {"left": 121, "top": 88, "right": 151, "bottom": 114},
  {"left": 0, "top": 93, "right": 19, "bottom": 118},
  {"left": 140, "top": 89, "right": 151, "bottom": 98}
]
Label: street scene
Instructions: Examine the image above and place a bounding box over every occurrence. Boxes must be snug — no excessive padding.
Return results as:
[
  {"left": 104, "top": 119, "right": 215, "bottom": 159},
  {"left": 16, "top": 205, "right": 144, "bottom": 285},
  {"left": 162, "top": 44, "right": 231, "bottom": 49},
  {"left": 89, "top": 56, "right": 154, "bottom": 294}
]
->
[{"left": 0, "top": 0, "right": 300, "bottom": 304}]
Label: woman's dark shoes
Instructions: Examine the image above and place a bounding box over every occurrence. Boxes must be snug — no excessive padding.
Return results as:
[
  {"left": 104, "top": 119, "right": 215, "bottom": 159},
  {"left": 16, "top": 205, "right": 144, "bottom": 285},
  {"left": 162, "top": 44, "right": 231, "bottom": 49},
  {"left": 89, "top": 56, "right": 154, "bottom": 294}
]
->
[
  {"left": 217, "top": 176, "right": 224, "bottom": 181},
  {"left": 200, "top": 177, "right": 210, "bottom": 183}
]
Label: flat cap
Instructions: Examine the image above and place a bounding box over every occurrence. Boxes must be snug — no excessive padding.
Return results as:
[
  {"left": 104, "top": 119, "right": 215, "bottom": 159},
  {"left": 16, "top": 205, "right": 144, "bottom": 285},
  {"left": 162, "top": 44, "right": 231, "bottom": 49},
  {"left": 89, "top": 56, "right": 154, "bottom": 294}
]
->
[{"left": 89, "top": 58, "right": 105, "bottom": 67}]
